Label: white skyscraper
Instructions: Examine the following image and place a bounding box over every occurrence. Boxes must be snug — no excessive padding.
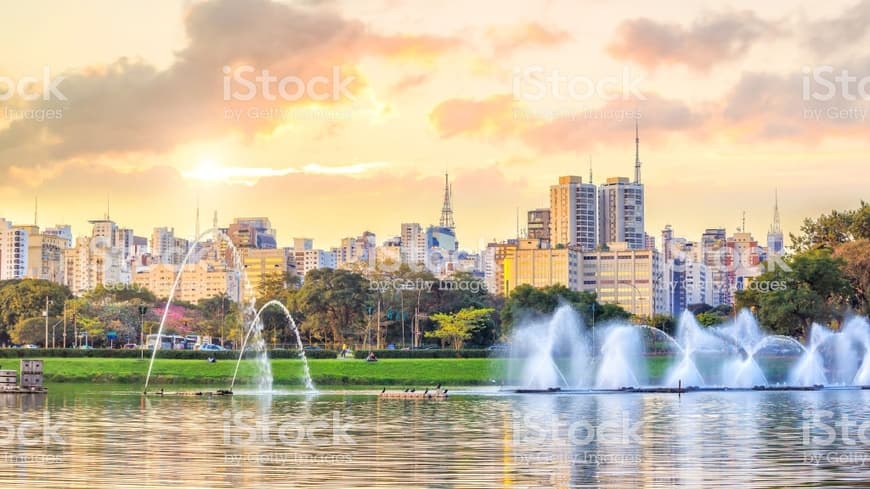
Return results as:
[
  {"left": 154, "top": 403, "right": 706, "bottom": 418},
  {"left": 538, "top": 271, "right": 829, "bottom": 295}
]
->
[{"left": 549, "top": 176, "right": 597, "bottom": 251}]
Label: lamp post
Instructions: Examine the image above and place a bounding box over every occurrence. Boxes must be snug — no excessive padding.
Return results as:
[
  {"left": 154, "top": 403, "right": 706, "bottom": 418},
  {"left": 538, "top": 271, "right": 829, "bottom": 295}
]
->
[
  {"left": 43, "top": 297, "right": 53, "bottom": 348},
  {"left": 138, "top": 305, "right": 148, "bottom": 360}
]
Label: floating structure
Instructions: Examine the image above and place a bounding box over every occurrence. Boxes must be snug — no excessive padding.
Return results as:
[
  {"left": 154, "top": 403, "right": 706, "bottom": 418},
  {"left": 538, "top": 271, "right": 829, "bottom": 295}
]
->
[
  {"left": 379, "top": 387, "right": 449, "bottom": 400},
  {"left": 143, "top": 388, "right": 233, "bottom": 397},
  {"left": 0, "top": 359, "right": 47, "bottom": 394}
]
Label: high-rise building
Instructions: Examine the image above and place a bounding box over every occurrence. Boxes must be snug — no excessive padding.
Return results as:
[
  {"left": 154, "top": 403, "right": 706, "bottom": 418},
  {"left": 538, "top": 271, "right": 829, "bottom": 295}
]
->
[
  {"left": 243, "top": 248, "right": 294, "bottom": 296},
  {"left": 597, "top": 123, "right": 646, "bottom": 249},
  {"left": 26, "top": 230, "right": 66, "bottom": 283},
  {"left": 598, "top": 177, "right": 645, "bottom": 249},
  {"left": 549, "top": 176, "right": 596, "bottom": 250},
  {"left": 578, "top": 242, "right": 665, "bottom": 317},
  {"left": 527, "top": 208, "right": 551, "bottom": 243},
  {"left": 0, "top": 219, "right": 29, "bottom": 280},
  {"left": 425, "top": 225, "right": 457, "bottom": 276},
  {"left": 701, "top": 228, "right": 729, "bottom": 306},
  {"left": 767, "top": 191, "right": 784, "bottom": 256},
  {"left": 400, "top": 223, "right": 426, "bottom": 268},
  {"left": 483, "top": 241, "right": 516, "bottom": 296},
  {"left": 228, "top": 217, "right": 277, "bottom": 249},
  {"left": 335, "top": 231, "right": 376, "bottom": 269},
  {"left": 727, "top": 229, "right": 761, "bottom": 299},
  {"left": 502, "top": 238, "right": 579, "bottom": 295},
  {"left": 133, "top": 260, "right": 239, "bottom": 304}
]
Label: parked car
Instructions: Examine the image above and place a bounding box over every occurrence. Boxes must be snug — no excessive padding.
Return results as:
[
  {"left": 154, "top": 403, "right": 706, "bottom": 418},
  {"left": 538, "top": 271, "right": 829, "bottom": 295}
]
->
[
  {"left": 303, "top": 345, "right": 323, "bottom": 351},
  {"left": 487, "top": 344, "right": 511, "bottom": 351},
  {"left": 198, "top": 344, "right": 225, "bottom": 351},
  {"left": 79, "top": 345, "right": 93, "bottom": 350},
  {"left": 23, "top": 344, "right": 39, "bottom": 349},
  {"left": 122, "top": 343, "right": 137, "bottom": 350}
]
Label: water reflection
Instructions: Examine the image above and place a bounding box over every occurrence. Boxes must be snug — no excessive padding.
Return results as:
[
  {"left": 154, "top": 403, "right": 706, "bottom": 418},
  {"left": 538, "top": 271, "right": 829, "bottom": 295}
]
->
[{"left": 0, "top": 386, "right": 869, "bottom": 488}]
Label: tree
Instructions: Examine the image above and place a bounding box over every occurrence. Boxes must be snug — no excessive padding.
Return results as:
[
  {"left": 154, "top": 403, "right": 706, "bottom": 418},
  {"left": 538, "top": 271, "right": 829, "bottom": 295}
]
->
[
  {"left": 790, "top": 201, "right": 870, "bottom": 252},
  {"left": 736, "top": 249, "right": 852, "bottom": 338},
  {"left": 500, "top": 284, "right": 629, "bottom": 335},
  {"left": 425, "top": 307, "right": 494, "bottom": 349},
  {"left": 9, "top": 317, "right": 63, "bottom": 346},
  {"left": 294, "top": 268, "right": 374, "bottom": 345},
  {"left": 0, "top": 279, "right": 71, "bottom": 344},
  {"left": 833, "top": 239, "right": 870, "bottom": 315}
]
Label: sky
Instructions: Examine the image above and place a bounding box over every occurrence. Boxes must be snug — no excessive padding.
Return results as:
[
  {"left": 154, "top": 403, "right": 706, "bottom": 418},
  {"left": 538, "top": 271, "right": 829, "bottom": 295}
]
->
[{"left": 0, "top": 0, "right": 868, "bottom": 250}]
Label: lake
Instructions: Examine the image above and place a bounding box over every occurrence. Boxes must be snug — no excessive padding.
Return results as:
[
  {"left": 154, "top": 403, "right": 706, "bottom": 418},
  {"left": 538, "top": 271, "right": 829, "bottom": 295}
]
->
[{"left": 1, "top": 384, "right": 869, "bottom": 488}]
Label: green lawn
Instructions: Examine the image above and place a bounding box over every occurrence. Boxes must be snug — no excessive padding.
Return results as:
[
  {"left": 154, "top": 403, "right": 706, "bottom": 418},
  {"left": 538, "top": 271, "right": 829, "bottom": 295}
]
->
[
  {"left": 9, "top": 358, "right": 506, "bottom": 386},
  {"left": 4, "top": 354, "right": 789, "bottom": 387}
]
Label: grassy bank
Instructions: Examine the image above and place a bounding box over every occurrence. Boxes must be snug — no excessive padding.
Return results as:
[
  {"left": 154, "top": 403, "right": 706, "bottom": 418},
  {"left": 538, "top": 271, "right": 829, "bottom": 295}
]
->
[
  {"left": 4, "top": 356, "right": 678, "bottom": 387},
  {"left": 8, "top": 358, "right": 505, "bottom": 386},
  {"left": 4, "top": 355, "right": 794, "bottom": 387}
]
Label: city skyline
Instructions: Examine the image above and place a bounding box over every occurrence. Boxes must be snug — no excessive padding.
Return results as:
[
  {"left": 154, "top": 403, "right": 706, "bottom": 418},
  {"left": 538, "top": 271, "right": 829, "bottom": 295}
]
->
[{"left": 2, "top": 0, "right": 868, "bottom": 249}]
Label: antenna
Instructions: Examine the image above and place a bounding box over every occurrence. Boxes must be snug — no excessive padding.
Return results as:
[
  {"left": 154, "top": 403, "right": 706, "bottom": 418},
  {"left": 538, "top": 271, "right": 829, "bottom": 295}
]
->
[
  {"left": 588, "top": 155, "right": 593, "bottom": 184},
  {"left": 106, "top": 194, "right": 111, "bottom": 220},
  {"left": 634, "top": 119, "right": 641, "bottom": 184},
  {"left": 439, "top": 172, "right": 455, "bottom": 231},
  {"left": 741, "top": 211, "right": 746, "bottom": 233},
  {"left": 195, "top": 196, "right": 200, "bottom": 239}
]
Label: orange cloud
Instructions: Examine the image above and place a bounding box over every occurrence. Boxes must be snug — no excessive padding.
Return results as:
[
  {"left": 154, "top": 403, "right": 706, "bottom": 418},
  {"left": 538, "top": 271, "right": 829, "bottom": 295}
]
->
[{"left": 486, "top": 22, "right": 572, "bottom": 54}]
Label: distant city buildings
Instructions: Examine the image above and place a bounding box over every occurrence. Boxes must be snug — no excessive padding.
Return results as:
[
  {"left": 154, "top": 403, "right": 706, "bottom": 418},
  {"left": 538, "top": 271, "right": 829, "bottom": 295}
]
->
[{"left": 0, "top": 122, "right": 789, "bottom": 318}]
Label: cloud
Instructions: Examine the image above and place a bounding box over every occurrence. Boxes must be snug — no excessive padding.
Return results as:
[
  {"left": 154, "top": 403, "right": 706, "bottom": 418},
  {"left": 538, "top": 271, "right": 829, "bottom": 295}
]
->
[
  {"left": 390, "top": 73, "right": 431, "bottom": 94},
  {"left": 804, "top": 0, "right": 870, "bottom": 54},
  {"left": 429, "top": 94, "right": 525, "bottom": 139},
  {"left": 0, "top": 0, "right": 461, "bottom": 169},
  {"left": 429, "top": 92, "right": 706, "bottom": 152},
  {"left": 607, "top": 11, "right": 784, "bottom": 71},
  {"left": 486, "top": 22, "right": 572, "bottom": 55},
  {"left": 180, "top": 161, "right": 390, "bottom": 185}
]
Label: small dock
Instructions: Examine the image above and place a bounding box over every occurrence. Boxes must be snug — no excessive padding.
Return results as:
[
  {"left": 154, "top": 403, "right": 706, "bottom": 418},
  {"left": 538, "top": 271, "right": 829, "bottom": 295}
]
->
[
  {"left": 143, "top": 389, "right": 233, "bottom": 397},
  {"left": 379, "top": 387, "right": 448, "bottom": 400},
  {"left": 0, "top": 360, "right": 47, "bottom": 394}
]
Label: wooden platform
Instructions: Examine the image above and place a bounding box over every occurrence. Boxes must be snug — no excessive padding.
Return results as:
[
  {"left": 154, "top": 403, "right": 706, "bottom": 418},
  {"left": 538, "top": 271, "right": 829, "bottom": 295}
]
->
[
  {"left": 0, "top": 386, "right": 47, "bottom": 394},
  {"left": 379, "top": 389, "right": 448, "bottom": 400},
  {"left": 143, "top": 389, "right": 233, "bottom": 397}
]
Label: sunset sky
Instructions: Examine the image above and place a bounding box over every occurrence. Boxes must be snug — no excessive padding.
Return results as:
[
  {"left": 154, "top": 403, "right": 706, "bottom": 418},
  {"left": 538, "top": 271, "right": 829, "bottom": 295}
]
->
[{"left": 1, "top": 0, "right": 868, "bottom": 250}]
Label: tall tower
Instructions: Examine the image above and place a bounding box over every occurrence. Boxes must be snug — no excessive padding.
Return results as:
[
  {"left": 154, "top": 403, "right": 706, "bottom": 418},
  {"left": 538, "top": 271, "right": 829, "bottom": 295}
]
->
[
  {"left": 439, "top": 172, "right": 455, "bottom": 231},
  {"left": 767, "top": 190, "right": 784, "bottom": 254},
  {"left": 634, "top": 119, "right": 641, "bottom": 184}
]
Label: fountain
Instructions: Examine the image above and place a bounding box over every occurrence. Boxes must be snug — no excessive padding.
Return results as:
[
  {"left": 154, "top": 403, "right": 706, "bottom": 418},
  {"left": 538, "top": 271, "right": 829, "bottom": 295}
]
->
[
  {"left": 231, "top": 300, "right": 315, "bottom": 392},
  {"left": 143, "top": 228, "right": 261, "bottom": 394},
  {"left": 505, "top": 303, "right": 870, "bottom": 393}
]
